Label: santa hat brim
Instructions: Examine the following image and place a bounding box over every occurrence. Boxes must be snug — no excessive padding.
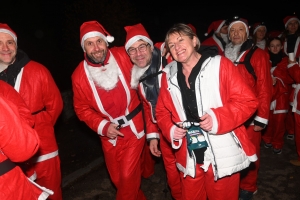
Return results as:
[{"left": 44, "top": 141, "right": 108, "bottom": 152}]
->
[
  {"left": 81, "top": 31, "right": 108, "bottom": 50},
  {"left": 125, "top": 35, "right": 153, "bottom": 51},
  {"left": 0, "top": 28, "right": 17, "bottom": 43}
]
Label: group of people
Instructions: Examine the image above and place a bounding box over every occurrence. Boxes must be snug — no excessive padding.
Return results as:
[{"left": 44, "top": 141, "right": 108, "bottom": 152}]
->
[{"left": 1, "top": 13, "right": 300, "bottom": 200}]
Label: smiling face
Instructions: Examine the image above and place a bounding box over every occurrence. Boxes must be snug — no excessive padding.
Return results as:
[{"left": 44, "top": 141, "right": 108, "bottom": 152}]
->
[
  {"left": 0, "top": 32, "right": 17, "bottom": 66},
  {"left": 128, "top": 40, "right": 153, "bottom": 68},
  {"left": 167, "top": 33, "right": 197, "bottom": 64},
  {"left": 84, "top": 36, "right": 108, "bottom": 63},
  {"left": 229, "top": 22, "right": 248, "bottom": 45}
]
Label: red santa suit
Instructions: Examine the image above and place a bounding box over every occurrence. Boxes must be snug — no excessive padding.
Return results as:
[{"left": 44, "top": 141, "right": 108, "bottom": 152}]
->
[
  {"left": 128, "top": 32, "right": 182, "bottom": 199},
  {"left": 156, "top": 53, "right": 258, "bottom": 200},
  {"left": 202, "top": 35, "right": 226, "bottom": 55},
  {"left": 0, "top": 96, "right": 53, "bottom": 200},
  {"left": 72, "top": 46, "right": 146, "bottom": 200},
  {"left": 0, "top": 50, "right": 63, "bottom": 200},
  {"left": 287, "top": 62, "right": 300, "bottom": 162},
  {"left": 231, "top": 41, "right": 272, "bottom": 193},
  {"left": 262, "top": 55, "right": 295, "bottom": 149}
]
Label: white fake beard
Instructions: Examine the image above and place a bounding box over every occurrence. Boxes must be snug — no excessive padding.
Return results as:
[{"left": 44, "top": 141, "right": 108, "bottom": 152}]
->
[
  {"left": 130, "top": 65, "right": 150, "bottom": 89},
  {"left": 220, "top": 33, "right": 229, "bottom": 44},
  {"left": 256, "top": 40, "right": 266, "bottom": 50},
  {"left": 87, "top": 64, "right": 119, "bottom": 91},
  {"left": 224, "top": 43, "right": 242, "bottom": 62}
]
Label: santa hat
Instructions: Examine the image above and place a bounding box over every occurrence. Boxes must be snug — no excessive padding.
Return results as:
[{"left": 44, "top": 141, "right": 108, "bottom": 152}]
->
[
  {"left": 124, "top": 23, "right": 153, "bottom": 51},
  {"left": 228, "top": 16, "right": 249, "bottom": 37},
  {"left": 252, "top": 22, "right": 267, "bottom": 35},
  {"left": 187, "top": 23, "right": 197, "bottom": 34},
  {"left": 283, "top": 15, "right": 300, "bottom": 28},
  {"left": 154, "top": 42, "right": 165, "bottom": 53},
  {"left": 204, "top": 20, "right": 226, "bottom": 36},
  {"left": 267, "top": 30, "right": 283, "bottom": 39},
  {"left": 80, "top": 21, "right": 114, "bottom": 50},
  {"left": 0, "top": 23, "right": 17, "bottom": 43}
]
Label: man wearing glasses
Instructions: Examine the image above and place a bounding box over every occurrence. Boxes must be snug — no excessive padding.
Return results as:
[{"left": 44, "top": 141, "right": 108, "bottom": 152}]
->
[
  {"left": 125, "top": 23, "right": 182, "bottom": 200},
  {"left": 71, "top": 21, "right": 146, "bottom": 200}
]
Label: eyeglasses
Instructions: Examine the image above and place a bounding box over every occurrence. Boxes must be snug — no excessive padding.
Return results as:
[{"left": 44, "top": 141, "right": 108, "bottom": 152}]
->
[{"left": 127, "top": 43, "right": 150, "bottom": 55}]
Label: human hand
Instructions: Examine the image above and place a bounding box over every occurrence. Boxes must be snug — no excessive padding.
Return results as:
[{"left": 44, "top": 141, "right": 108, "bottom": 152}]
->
[
  {"left": 253, "top": 125, "right": 263, "bottom": 132},
  {"left": 272, "top": 77, "right": 277, "bottom": 85},
  {"left": 173, "top": 126, "right": 187, "bottom": 140},
  {"left": 106, "top": 123, "right": 124, "bottom": 139},
  {"left": 149, "top": 139, "right": 161, "bottom": 157},
  {"left": 200, "top": 113, "right": 213, "bottom": 131}
]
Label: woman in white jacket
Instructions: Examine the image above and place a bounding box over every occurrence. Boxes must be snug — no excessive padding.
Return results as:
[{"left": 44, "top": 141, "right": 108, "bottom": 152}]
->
[{"left": 156, "top": 23, "right": 259, "bottom": 200}]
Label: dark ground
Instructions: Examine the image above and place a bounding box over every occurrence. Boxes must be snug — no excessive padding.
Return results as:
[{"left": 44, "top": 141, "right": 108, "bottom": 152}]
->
[{"left": 55, "top": 116, "right": 300, "bottom": 200}]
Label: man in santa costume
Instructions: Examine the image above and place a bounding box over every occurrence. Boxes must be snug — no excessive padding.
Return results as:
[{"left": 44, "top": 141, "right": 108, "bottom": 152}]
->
[
  {"left": 0, "top": 94, "right": 53, "bottom": 200},
  {"left": 202, "top": 19, "right": 229, "bottom": 55},
  {"left": 71, "top": 21, "right": 146, "bottom": 200},
  {"left": 125, "top": 23, "right": 182, "bottom": 200},
  {"left": 281, "top": 15, "right": 300, "bottom": 141},
  {"left": 0, "top": 23, "right": 63, "bottom": 200},
  {"left": 224, "top": 17, "right": 272, "bottom": 200}
]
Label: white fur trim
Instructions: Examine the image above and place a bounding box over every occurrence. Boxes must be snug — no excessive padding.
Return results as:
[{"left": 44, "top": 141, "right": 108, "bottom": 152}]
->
[
  {"left": 0, "top": 29, "right": 17, "bottom": 43},
  {"left": 106, "top": 35, "right": 114, "bottom": 43},
  {"left": 285, "top": 17, "right": 300, "bottom": 28},
  {"left": 125, "top": 35, "right": 153, "bottom": 51},
  {"left": 216, "top": 20, "right": 226, "bottom": 33},
  {"left": 81, "top": 31, "right": 108, "bottom": 50}
]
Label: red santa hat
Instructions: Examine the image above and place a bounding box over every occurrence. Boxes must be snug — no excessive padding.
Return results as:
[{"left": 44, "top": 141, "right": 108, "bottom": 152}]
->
[
  {"left": 283, "top": 15, "right": 300, "bottom": 28},
  {"left": 204, "top": 20, "right": 226, "bottom": 36},
  {"left": 80, "top": 21, "right": 114, "bottom": 50},
  {"left": 187, "top": 23, "right": 197, "bottom": 34},
  {"left": 267, "top": 30, "right": 283, "bottom": 39},
  {"left": 124, "top": 23, "right": 153, "bottom": 51},
  {"left": 228, "top": 16, "right": 249, "bottom": 37},
  {"left": 252, "top": 22, "right": 267, "bottom": 35},
  {"left": 0, "top": 23, "right": 17, "bottom": 43}
]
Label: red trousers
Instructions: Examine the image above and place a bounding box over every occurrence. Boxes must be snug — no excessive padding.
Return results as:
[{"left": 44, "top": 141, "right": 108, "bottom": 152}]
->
[
  {"left": 160, "top": 135, "right": 182, "bottom": 200},
  {"left": 286, "top": 106, "right": 295, "bottom": 135},
  {"left": 181, "top": 164, "right": 239, "bottom": 200},
  {"left": 102, "top": 136, "right": 146, "bottom": 200},
  {"left": 141, "top": 141, "right": 155, "bottom": 178},
  {"left": 262, "top": 111, "right": 287, "bottom": 149},
  {"left": 29, "top": 156, "right": 62, "bottom": 200},
  {"left": 240, "top": 126, "right": 261, "bottom": 192},
  {"left": 295, "top": 113, "right": 300, "bottom": 160}
]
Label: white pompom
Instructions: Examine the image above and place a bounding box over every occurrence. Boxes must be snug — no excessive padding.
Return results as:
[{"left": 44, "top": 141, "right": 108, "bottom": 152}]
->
[
  {"left": 106, "top": 36, "right": 114, "bottom": 43},
  {"left": 204, "top": 33, "right": 208, "bottom": 36}
]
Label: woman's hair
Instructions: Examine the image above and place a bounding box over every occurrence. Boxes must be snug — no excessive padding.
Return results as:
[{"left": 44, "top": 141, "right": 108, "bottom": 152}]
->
[{"left": 164, "top": 23, "right": 200, "bottom": 52}]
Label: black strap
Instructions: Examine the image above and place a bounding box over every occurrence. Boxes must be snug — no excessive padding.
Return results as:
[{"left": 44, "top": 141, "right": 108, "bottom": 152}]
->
[
  {"left": 234, "top": 46, "right": 258, "bottom": 81},
  {"left": 117, "top": 103, "right": 142, "bottom": 125},
  {"left": 139, "top": 70, "right": 163, "bottom": 83},
  {"left": 0, "top": 159, "right": 16, "bottom": 176},
  {"left": 31, "top": 106, "right": 46, "bottom": 115}
]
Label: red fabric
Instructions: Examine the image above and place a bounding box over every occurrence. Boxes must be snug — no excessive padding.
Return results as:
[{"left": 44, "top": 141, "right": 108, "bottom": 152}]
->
[
  {"left": 202, "top": 36, "right": 225, "bottom": 55},
  {"left": 0, "top": 96, "right": 50, "bottom": 200},
  {"left": 16, "top": 60, "right": 63, "bottom": 199},
  {"left": 156, "top": 56, "right": 258, "bottom": 180},
  {"left": 236, "top": 48, "right": 272, "bottom": 124},
  {"left": 181, "top": 164, "right": 239, "bottom": 200},
  {"left": 72, "top": 47, "right": 146, "bottom": 199},
  {"left": 140, "top": 142, "right": 155, "bottom": 178},
  {"left": 262, "top": 110, "right": 287, "bottom": 149},
  {"left": 102, "top": 136, "right": 146, "bottom": 200},
  {"left": 240, "top": 126, "right": 261, "bottom": 192}
]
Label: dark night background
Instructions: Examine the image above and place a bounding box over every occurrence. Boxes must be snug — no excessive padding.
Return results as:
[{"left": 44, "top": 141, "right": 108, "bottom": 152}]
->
[{"left": 1, "top": 0, "right": 298, "bottom": 91}]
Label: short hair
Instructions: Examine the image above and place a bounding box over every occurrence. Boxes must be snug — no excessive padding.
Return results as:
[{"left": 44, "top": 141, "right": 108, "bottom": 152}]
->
[{"left": 164, "top": 23, "right": 200, "bottom": 52}]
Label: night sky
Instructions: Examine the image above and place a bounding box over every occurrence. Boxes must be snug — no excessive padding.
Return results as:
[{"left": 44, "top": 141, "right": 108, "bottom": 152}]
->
[{"left": 1, "top": 0, "right": 299, "bottom": 90}]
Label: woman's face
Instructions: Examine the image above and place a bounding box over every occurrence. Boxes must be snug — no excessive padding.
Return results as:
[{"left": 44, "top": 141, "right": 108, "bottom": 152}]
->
[
  {"left": 268, "top": 39, "right": 282, "bottom": 54},
  {"left": 287, "top": 19, "right": 299, "bottom": 34}
]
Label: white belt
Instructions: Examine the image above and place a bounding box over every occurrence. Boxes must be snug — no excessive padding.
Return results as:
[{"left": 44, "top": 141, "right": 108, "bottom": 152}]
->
[{"left": 31, "top": 150, "right": 58, "bottom": 163}]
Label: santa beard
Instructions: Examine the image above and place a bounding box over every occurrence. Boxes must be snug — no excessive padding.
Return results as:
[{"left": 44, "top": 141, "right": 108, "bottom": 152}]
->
[
  {"left": 130, "top": 65, "right": 150, "bottom": 89},
  {"left": 87, "top": 63, "right": 119, "bottom": 91},
  {"left": 224, "top": 42, "right": 242, "bottom": 62},
  {"left": 256, "top": 39, "right": 266, "bottom": 50}
]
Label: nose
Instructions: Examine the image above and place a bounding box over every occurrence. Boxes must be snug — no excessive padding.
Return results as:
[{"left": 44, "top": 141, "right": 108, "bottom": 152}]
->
[{"left": 1, "top": 43, "right": 9, "bottom": 51}]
